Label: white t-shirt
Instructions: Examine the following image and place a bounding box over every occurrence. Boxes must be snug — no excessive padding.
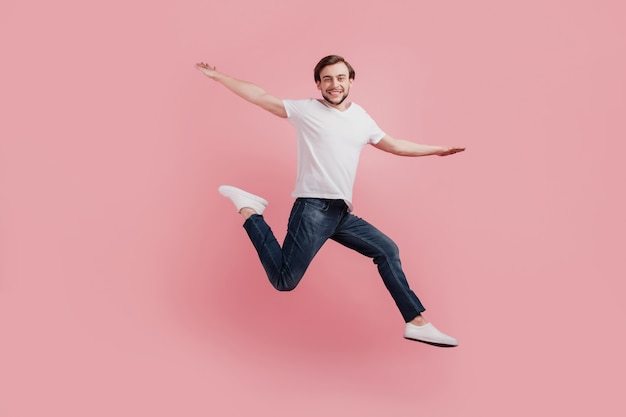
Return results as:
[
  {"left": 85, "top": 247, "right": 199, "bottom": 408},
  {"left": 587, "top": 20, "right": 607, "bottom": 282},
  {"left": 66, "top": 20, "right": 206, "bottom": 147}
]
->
[{"left": 283, "top": 98, "right": 385, "bottom": 210}]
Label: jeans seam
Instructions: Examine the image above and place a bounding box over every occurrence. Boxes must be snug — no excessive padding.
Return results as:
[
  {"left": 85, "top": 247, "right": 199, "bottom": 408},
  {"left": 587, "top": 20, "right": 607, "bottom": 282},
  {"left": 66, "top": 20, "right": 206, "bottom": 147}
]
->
[
  {"left": 282, "top": 202, "right": 306, "bottom": 286},
  {"left": 249, "top": 216, "right": 283, "bottom": 285}
]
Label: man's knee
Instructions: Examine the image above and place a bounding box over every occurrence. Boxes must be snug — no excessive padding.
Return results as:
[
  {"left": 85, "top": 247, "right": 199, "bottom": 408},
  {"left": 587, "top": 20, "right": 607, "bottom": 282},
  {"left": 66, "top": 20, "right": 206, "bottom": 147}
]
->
[
  {"left": 275, "top": 283, "right": 297, "bottom": 292},
  {"left": 271, "top": 272, "right": 304, "bottom": 291},
  {"left": 374, "top": 239, "right": 401, "bottom": 263}
]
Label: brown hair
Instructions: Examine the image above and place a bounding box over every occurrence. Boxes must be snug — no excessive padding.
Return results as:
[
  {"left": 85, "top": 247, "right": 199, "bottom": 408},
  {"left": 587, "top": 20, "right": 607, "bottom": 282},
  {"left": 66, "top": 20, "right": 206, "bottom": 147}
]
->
[{"left": 314, "top": 55, "right": 355, "bottom": 82}]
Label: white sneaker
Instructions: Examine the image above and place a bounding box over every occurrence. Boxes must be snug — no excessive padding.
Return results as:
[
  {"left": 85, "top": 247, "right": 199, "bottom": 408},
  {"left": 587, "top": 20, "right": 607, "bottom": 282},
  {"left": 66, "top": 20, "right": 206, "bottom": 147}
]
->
[
  {"left": 218, "top": 185, "right": 268, "bottom": 215},
  {"left": 404, "top": 322, "right": 459, "bottom": 347}
]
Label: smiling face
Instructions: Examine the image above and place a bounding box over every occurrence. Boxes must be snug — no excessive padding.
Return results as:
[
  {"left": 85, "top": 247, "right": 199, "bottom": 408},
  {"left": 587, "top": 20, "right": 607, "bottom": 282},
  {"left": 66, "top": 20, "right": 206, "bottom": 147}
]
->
[{"left": 316, "top": 62, "right": 354, "bottom": 109}]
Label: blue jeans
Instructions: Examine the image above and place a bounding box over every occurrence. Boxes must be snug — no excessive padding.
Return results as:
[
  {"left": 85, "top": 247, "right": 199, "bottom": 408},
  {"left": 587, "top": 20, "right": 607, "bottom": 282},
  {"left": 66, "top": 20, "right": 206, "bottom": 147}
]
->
[{"left": 243, "top": 198, "right": 425, "bottom": 322}]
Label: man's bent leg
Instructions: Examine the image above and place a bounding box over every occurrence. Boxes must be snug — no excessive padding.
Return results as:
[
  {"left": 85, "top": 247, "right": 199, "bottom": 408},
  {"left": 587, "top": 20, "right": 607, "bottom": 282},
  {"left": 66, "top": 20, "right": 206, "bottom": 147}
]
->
[{"left": 243, "top": 199, "right": 333, "bottom": 291}]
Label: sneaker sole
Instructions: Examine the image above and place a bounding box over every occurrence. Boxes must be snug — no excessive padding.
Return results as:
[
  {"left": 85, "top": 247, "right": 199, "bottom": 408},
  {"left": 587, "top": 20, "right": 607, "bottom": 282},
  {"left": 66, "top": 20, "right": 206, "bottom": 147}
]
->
[
  {"left": 404, "top": 336, "right": 458, "bottom": 348},
  {"left": 218, "top": 185, "right": 268, "bottom": 206}
]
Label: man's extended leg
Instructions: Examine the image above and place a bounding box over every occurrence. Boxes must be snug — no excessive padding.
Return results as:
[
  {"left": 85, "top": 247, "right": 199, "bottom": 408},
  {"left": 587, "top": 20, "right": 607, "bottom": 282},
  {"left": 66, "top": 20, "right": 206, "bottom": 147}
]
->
[
  {"left": 330, "top": 213, "right": 425, "bottom": 321},
  {"left": 331, "top": 213, "right": 458, "bottom": 347}
]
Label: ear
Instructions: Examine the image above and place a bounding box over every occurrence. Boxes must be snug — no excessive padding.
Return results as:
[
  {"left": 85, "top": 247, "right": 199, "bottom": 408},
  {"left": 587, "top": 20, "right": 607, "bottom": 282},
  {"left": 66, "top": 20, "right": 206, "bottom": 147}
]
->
[{"left": 316, "top": 81, "right": 321, "bottom": 90}]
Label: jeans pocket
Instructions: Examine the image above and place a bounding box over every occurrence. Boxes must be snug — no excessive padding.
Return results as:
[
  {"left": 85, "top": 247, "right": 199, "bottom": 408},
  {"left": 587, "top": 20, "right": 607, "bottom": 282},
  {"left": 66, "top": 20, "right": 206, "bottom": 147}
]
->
[{"left": 302, "top": 198, "right": 329, "bottom": 212}]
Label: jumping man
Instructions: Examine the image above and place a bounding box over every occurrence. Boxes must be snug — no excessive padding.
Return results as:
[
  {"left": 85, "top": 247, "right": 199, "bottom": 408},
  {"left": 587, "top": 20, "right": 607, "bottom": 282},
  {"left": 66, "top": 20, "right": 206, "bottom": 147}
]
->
[{"left": 196, "top": 55, "right": 465, "bottom": 347}]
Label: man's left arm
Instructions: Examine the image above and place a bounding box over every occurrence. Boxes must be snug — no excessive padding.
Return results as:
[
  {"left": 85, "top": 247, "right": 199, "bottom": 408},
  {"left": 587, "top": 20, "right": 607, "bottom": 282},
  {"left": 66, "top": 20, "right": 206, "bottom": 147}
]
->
[{"left": 373, "top": 134, "right": 465, "bottom": 157}]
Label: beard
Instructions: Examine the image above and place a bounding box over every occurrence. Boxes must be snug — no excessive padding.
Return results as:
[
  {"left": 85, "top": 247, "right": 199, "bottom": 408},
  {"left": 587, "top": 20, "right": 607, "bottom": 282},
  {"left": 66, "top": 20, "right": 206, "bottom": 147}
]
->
[{"left": 322, "top": 88, "right": 350, "bottom": 106}]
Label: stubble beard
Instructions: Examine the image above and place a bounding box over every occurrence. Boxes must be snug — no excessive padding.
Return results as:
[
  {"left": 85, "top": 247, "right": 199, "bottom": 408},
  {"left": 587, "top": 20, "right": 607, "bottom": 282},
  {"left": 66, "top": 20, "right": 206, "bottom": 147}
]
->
[{"left": 322, "top": 89, "right": 350, "bottom": 106}]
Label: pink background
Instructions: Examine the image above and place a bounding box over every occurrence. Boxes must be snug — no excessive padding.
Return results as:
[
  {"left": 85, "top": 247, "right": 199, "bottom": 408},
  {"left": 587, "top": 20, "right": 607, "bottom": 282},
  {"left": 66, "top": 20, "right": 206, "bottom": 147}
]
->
[{"left": 2, "top": 0, "right": 625, "bottom": 416}]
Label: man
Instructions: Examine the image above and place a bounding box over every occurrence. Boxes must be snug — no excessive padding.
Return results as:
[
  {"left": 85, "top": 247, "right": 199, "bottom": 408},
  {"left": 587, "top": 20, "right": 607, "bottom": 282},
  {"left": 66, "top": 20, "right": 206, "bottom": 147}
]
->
[{"left": 196, "top": 55, "right": 465, "bottom": 347}]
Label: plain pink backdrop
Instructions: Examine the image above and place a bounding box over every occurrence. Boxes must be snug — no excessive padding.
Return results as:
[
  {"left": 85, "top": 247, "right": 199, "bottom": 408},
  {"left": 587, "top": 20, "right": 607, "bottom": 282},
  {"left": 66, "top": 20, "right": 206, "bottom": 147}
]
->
[{"left": 1, "top": 0, "right": 625, "bottom": 416}]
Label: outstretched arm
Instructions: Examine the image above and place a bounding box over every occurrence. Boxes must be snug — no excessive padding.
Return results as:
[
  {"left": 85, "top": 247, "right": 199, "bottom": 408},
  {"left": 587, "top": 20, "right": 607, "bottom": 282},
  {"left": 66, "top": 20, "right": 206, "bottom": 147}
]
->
[
  {"left": 373, "top": 134, "right": 465, "bottom": 157},
  {"left": 195, "top": 62, "right": 287, "bottom": 118}
]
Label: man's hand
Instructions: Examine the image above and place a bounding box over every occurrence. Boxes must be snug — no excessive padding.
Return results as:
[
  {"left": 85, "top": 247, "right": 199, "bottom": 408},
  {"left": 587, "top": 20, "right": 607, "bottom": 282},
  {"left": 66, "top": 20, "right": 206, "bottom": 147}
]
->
[
  {"left": 435, "top": 147, "right": 466, "bottom": 156},
  {"left": 195, "top": 62, "right": 219, "bottom": 79}
]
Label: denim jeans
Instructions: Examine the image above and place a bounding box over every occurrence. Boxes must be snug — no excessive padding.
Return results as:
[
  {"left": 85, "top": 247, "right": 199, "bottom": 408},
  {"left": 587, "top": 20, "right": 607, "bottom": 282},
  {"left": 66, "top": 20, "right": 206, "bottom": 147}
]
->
[{"left": 243, "top": 198, "right": 425, "bottom": 322}]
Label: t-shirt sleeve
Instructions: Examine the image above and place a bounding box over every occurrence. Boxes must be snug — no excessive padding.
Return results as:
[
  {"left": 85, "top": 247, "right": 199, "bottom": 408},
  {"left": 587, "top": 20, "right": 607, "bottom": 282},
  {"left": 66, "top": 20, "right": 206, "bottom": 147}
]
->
[
  {"left": 283, "top": 98, "right": 305, "bottom": 121},
  {"left": 367, "top": 116, "right": 386, "bottom": 144}
]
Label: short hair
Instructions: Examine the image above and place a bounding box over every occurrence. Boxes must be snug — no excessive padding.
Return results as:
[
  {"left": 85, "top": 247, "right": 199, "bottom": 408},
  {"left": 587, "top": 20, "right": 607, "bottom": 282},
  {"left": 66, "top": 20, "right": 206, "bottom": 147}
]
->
[{"left": 314, "top": 55, "right": 355, "bottom": 82}]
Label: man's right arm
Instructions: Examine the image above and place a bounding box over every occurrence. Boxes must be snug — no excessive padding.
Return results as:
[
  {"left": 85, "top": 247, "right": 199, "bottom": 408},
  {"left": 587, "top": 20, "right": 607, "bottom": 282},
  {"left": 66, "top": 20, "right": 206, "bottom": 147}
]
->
[{"left": 195, "top": 62, "right": 288, "bottom": 118}]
